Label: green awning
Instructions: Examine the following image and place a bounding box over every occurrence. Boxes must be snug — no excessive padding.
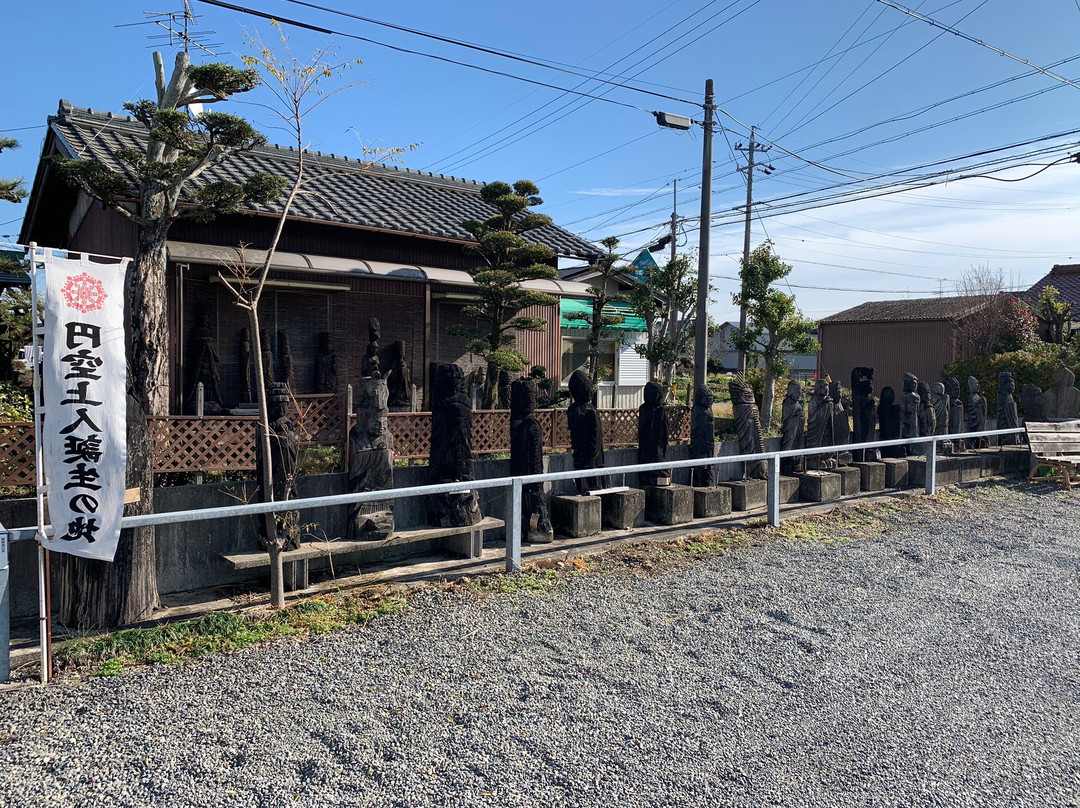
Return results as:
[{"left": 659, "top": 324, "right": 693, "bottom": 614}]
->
[{"left": 560, "top": 298, "right": 645, "bottom": 332}]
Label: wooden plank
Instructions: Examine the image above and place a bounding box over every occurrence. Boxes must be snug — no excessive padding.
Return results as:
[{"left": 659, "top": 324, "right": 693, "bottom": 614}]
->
[
  {"left": 1025, "top": 421, "right": 1080, "bottom": 434},
  {"left": 1027, "top": 439, "right": 1080, "bottom": 454},
  {"left": 221, "top": 516, "right": 505, "bottom": 570}
]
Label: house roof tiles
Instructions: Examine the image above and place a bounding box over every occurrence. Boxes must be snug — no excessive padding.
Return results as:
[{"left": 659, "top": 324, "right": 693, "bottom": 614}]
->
[
  {"left": 46, "top": 101, "right": 602, "bottom": 260},
  {"left": 1023, "top": 264, "right": 1080, "bottom": 309},
  {"left": 820, "top": 294, "right": 998, "bottom": 324}
]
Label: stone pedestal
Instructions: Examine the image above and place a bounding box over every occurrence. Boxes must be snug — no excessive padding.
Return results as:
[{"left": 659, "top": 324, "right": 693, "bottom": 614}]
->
[
  {"left": 852, "top": 461, "right": 885, "bottom": 492},
  {"left": 601, "top": 488, "right": 645, "bottom": 529},
  {"left": 935, "top": 456, "right": 960, "bottom": 486},
  {"left": 1001, "top": 446, "right": 1030, "bottom": 474},
  {"left": 693, "top": 486, "right": 732, "bottom": 518},
  {"left": 881, "top": 458, "right": 909, "bottom": 488},
  {"left": 831, "top": 466, "right": 862, "bottom": 496},
  {"left": 719, "top": 479, "right": 767, "bottom": 511},
  {"left": 959, "top": 455, "right": 983, "bottom": 482},
  {"left": 907, "top": 457, "right": 928, "bottom": 487},
  {"left": 797, "top": 470, "right": 842, "bottom": 502},
  {"left": 645, "top": 485, "right": 694, "bottom": 526},
  {"left": 551, "top": 495, "right": 601, "bottom": 538},
  {"left": 778, "top": 476, "right": 801, "bottom": 503},
  {"left": 977, "top": 449, "right": 1003, "bottom": 477},
  {"left": 283, "top": 559, "right": 309, "bottom": 592}
]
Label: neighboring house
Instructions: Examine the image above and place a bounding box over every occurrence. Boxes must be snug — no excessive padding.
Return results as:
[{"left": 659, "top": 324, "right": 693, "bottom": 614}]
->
[
  {"left": 558, "top": 261, "right": 650, "bottom": 407},
  {"left": 709, "top": 321, "right": 818, "bottom": 380},
  {"left": 19, "top": 101, "right": 601, "bottom": 413},
  {"left": 1023, "top": 263, "right": 1080, "bottom": 340},
  {"left": 818, "top": 295, "right": 998, "bottom": 394}
]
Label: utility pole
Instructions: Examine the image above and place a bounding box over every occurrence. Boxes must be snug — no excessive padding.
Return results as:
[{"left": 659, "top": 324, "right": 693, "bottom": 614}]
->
[
  {"left": 670, "top": 179, "right": 678, "bottom": 264},
  {"left": 734, "top": 127, "right": 771, "bottom": 374},
  {"left": 693, "top": 79, "right": 715, "bottom": 393}
]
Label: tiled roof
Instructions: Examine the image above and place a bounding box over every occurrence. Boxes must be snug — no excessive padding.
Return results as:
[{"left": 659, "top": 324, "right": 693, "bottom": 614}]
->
[
  {"left": 47, "top": 101, "right": 602, "bottom": 260},
  {"left": 820, "top": 294, "right": 999, "bottom": 324},
  {"left": 1023, "top": 264, "right": 1080, "bottom": 308}
]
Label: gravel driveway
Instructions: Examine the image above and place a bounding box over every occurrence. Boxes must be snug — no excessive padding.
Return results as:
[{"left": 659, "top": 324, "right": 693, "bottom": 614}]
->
[{"left": 2, "top": 482, "right": 1079, "bottom": 807}]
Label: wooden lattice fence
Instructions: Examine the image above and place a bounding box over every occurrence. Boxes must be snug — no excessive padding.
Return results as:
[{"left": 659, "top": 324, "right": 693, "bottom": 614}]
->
[{"left": 0, "top": 401, "right": 690, "bottom": 482}]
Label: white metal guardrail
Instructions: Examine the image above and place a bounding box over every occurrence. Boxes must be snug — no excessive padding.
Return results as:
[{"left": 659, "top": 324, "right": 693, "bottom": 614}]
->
[{"left": 1, "top": 426, "right": 1024, "bottom": 683}]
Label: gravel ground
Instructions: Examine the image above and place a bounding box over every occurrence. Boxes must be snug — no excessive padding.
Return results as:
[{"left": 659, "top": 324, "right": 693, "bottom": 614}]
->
[{"left": 2, "top": 482, "right": 1079, "bottom": 808}]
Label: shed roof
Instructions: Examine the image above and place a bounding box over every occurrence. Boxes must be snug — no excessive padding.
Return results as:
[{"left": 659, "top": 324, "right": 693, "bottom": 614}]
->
[
  {"left": 819, "top": 294, "right": 998, "bottom": 325},
  {"left": 33, "top": 100, "right": 601, "bottom": 261},
  {"left": 1023, "top": 264, "right": 1080, "bottom": 309}
]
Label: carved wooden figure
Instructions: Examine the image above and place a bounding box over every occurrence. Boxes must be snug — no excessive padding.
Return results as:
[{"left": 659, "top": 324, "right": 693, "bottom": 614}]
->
[
  {"left": 690, "top": 384, "right": 716, "bottom": 487},
  {"left": 427, "top": 364, "right": 483, "bottom": 527},
  {"left": 314, "top": 331, "right": 338, "bottom": 394},
  {"left": 944, "top": 377, "right": 964, "bottom": 441},
  {"left": 186, "top": 313, "right": 222, "bottom": 413},
  {"left": 1042, "top": 367, "right": 1080, "bottom": 419},
  {"left": 255, "top": 382, "right": 299, "bottom": 550},
  {"left": 729, "top": 378, "right": 767, "bottom": 479},
  {"left": 997, "top": 371, "right": 1019, "bottom": 445},
  {"left": 567, "top": 370, "right": 608, "bottom": 494},
  {"left": 851, "top": 367, "right": 879, "bottom": 461},
  {"left": 511, "top": 379, "right": 553, "bottom": 543},
  {"left": 362, "top": 317, "right": 381, "bottom": 379},
  {"left": 806, "top": 379, "right": 837, "bottom": 470},
  {"left": 347, "top": 377, "right": 395, "bottom": 540},
  {"left": 386, "top": 340, "right": 412, "bottom": 407},
  {"left": 967, "top": 376, "right": 989, "bottom": 449},
  {"left": 780, "top": 380, "right": 804, "bottom": 475},
  {"left": 638, "top": 381, "right": 671, "bottom": 486},
  {"left": 878, "top": 386, "right": 903, "bottom": 458}
]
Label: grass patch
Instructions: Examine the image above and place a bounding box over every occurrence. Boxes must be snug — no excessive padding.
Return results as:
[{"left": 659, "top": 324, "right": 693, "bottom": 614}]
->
[{"left": 55, "top": 591, "right": 406, "bottom": 677}]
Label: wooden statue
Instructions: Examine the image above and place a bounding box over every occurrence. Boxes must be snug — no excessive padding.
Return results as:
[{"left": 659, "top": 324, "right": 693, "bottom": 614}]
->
[
  {"left": 997, "top": 371, "right": 1019, "bottom": 445},
  {"left": 347, "top": 377, "right": 394, "bottom": 540},
  {"left": 967, "top": 376, "right": 989, "bottom": 450},
  {"left": 255, "top": 382, "right": 299, "bottom": 550},
  {"left": 426, "top": 364, "right": 482, "bottom": 527},
  {"left": 637, "top": 381, "right": 671, "bottom": 486},
  {"left": 729, "top": 378, "right": 767, "bottom": 480},
  {"left": 690, "top": 384, "right": 716, "bottom": 487},
  {"left": 567, "top": 370, "right": 608, "bottom": 494},
  {"left": 314, "top": 331, "right": 338, "bottom": 394},
  {"left": 851, "top": 367, "right": 879, "bottom": 461},
  {"left": 780, "top": 380, "right": 804, "bottom": 475},
  {"left": 510, "top": 379, "right": 553, "bottom": 544}
]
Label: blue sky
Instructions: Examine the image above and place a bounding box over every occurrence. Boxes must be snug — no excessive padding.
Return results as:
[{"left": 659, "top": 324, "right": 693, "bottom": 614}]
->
[{"left": 3, "top": 0, "right": 1079, "bottom": 324}]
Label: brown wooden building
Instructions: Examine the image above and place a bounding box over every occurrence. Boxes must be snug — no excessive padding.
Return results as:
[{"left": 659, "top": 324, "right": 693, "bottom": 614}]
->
[
  {"left": 818, "top": 294, "right": 999, "bottom": 393},
  {"left": 19, "top": 101, "right": 601, "bottom": 413}
]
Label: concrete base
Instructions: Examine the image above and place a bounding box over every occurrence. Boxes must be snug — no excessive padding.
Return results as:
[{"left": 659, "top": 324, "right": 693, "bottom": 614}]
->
[
  {"left": 935, "top": 456, "right": 960, "bottom": 486},
  {"left": 1001, "top": 446, "right": 1030, "bottom": 474},
  {"left": 881, "top": 458, "right": 910, "bottom": 488},
  {"left": 977, "top": 449, "right": 1003, "bottom": 477},
  {"left": 959, "top": 455, "right": 983, "bottom": 482},
  {"left": 907, "top": 457, "right": 928, "bottom": 487},
  {"left": 797, "top": 470, "right": 842, "bottom": 502},
  {"left": 693, "top": 486, "right": 732, "bottom": 518},
  {"left": 719, "top": 479, "right": 768, "bottom": 511},
  {"left": 601, "top": 488, "right": 645, "bottom": 529},
  {"left": 283, "top": 559, "right": 309, "bottom": 591},
  {"left": 779, "top": 475, "right": 801, "bottom": 503},
  {"left": 441, "top": 528, "right": 485, "bottom": 558},
  {"left": 645, "top": 485, "right": 694, "bottom": 526},
  {"left": 551, "top": 495, "right": 601, "bottom": 538},
  {"left": 831, "top": 466, "right": 862, "bottom": 496},
  {"left": 851, "top": 461, "right": 885, "bottom": 492}
]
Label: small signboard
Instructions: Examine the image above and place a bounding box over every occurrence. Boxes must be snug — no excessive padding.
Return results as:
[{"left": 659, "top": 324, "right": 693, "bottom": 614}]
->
[
  {"left": 630, "top": 249, "right": 659, "bottom": 281},
  {"left": 0, "top": 529, "right": 7, "bottom": 571}
]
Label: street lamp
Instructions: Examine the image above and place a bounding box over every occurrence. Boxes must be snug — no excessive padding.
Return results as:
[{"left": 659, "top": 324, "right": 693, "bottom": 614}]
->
[{"left": 655, "top": 79, "right": 715, "bottom": 393}]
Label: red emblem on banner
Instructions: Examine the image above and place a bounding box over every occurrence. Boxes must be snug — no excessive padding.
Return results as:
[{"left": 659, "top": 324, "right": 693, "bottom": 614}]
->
[{"left": 61, "top": 273, "right": 108, "bottom": 313}]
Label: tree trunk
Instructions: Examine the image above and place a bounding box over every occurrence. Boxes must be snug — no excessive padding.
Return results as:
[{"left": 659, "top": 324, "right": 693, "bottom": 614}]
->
[
  {"left": 58, "top": 395, "right": 158, "bottom": 628},
  {"left": 128, "top": 225, "right": 171, "bottom": 417},
  {"left": 482, "top": 366, "right": 497, "bottom": 409},
  {"left": 761, "top": 369, "right": 776, "bottom": 432},
  {"left": 268, "top": 544, "right": 284, "bottom": 609}
]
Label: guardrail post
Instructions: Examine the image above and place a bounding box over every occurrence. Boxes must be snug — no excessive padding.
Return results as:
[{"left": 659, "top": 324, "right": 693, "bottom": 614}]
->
[
  {"left": 0, "top": 524, "right": 8, "bottom": 683},
  {"left": 767, "top": 454, "right": 781, "bottom": 527},
  {"left": 505, "top": 478, "right": 522, "bottom": 573},
  {"left": 925, "top": 438, "right": 937, "bottom": 496}
]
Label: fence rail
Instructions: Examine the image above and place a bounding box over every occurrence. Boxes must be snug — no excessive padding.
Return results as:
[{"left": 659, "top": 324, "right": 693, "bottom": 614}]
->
[{"left": 0, "top": 399, "right": 690, "bottom": 483}]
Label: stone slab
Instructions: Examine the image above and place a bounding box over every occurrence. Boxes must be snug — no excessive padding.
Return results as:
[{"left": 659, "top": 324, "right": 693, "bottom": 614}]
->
[
  {"left": 977, "top": 449, "right": 1003, "bottom": 477},
  {"left": 645, "top": 484, "right": 694, "bottom": 526},
  {"left": 851, "top": 461, "right": 885, "bottom": 493},
  {"left": 959, "top": 455, "right": 983, "bottom": 482},
  {"left": 779, "top": 476, "right": 801, "bottom": 504},
  {"left": 907, "top": 457, "right": 928, "bottom": 487},
  {"left": 831, "top": 466, "right": 862, "bottom": 496},
  {"left": 935, "top": 456, "right": 960, "bottom": 486},
  {"left": 797, "top": 470, "right": 842, "bottom": 502},
  {"left": 881, "top": 458, "right": 909, "bottom": 488},
  {"left": 1001, "top": 446, "right": 1031, "bottom": 474},
  {"left": 551, "top": 495, "right": 601, "bottom": 539},
  {"left": 693, "top": 486, "right": 732, "bottom": 518},
  {"left": 718, "top": 479, "right": 768, "bottom": 511},
  {"left": 601, "top": 488, "right": 645, "bottom": 529}
]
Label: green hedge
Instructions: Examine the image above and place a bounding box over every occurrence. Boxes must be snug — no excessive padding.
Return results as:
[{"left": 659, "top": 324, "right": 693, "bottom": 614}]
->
[{"left": 943, "top": 343, "right": 1075, "bottom": 417}]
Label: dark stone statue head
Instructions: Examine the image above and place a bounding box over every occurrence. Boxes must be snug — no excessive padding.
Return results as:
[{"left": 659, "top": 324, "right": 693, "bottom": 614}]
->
[
  {"left": 932, "top": 382, "right": 945, "bottom": 397},
  {"left": 432, "top": 363, "right": 465, "bottom": 407},
  {"left": 786, "top": 380, "right": 802, "bottom": 401},
  {"left": 828, "top": 380, "right": 843, "bottom": 403},
  {"left": 368, "top": 317, "right": 381, "bottom": 343},
  {"left": 813, "top": 378, "right": 829, "bottom": 397},
  {"left": 511, "top": 378, "right": 537, "bottom": 418},
  {"left": 944, "top": 376, "right": 961, "bottom": 399},
  {"left": 881, "top": 386, "right": 896, "bottom": 407},
  {"left": 569, "top": 369, "right": 593, "bottom": 405},
  {"left": 851, "top": 367, "right": 875, "bottom": 397},
  {"left": 267, "top": 381, "right": 289, "bottom": 421},
  {"left": 729, "top": 379, "right": 756, "bottom": 406},
  {"left": 694, "top": 384, "right": 713, "bottom": 408},
  {"left": 968, "top": 376, "right": 980, "bottom": 395},
  {"left": 916, "top": 379, "right": 932, "bottom": 406},
  {"left": 903, "top": 372, "right": 918, "bottom": 394},
  {"left": 643, "top": 380, "right": 664, "bottom": 408},
  {"left": 999, "top": 371, "right": 1015, "bottom": 395}
]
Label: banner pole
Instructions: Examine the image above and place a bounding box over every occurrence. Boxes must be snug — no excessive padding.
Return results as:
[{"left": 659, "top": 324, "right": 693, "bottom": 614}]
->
[{"left": 29, "top": 243, "right": 51, "bottom": 684}]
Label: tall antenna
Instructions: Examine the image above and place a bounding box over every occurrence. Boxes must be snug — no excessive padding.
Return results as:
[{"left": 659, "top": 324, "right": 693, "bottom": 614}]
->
[{"left": 117, "top": 0, "right": 222, "bottom": 56}]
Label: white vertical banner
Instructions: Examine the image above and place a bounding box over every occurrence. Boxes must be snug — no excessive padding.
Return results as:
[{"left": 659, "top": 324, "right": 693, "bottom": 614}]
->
[{"left": 41, "top": 255, "right": 129, "bottom": 561}]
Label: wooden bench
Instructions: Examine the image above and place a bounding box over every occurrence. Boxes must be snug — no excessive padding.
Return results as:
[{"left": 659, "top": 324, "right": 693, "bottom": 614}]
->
[
  {"left": 221, "top": 516, "right": 505, "bottom": 590},
  {"left": 1025, "top": 421, "right": 1080, "bottom": 489}
]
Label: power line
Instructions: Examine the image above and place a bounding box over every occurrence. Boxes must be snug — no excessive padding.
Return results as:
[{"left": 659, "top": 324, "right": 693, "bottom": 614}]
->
[{"left": 875, "top": 0, "right": 1080, "bottom": 91}]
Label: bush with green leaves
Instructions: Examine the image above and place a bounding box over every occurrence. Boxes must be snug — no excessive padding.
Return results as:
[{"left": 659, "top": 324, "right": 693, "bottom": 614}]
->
[{"left": 944, "top": 343, "right": 1073, "bottom": 416}]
